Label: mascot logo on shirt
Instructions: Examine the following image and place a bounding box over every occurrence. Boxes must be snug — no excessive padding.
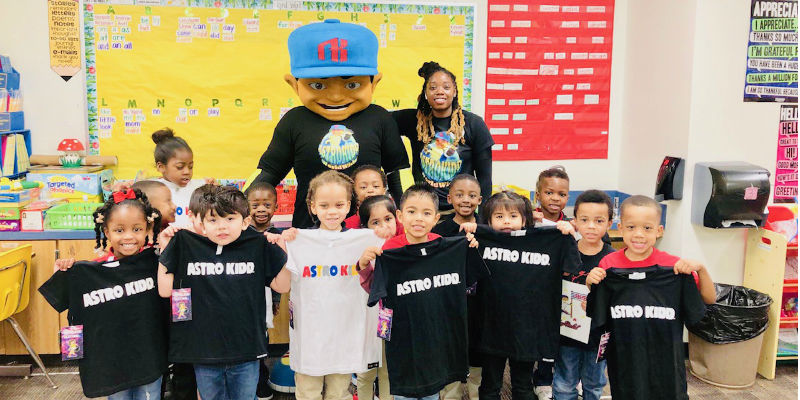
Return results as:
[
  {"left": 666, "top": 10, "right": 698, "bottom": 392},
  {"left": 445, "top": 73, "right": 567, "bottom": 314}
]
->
[
  {"left": 318, "top": 124, "right": 359, "bottom": 170},
  {"left": 420, "top": 130, "right": 462, "bottom": 188}
]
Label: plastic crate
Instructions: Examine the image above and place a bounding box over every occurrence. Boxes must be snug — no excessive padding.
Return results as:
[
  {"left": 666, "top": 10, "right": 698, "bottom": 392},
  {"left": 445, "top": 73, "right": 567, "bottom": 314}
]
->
[{"left": 45, "top": 203, "right": 103, "bottom": 230}]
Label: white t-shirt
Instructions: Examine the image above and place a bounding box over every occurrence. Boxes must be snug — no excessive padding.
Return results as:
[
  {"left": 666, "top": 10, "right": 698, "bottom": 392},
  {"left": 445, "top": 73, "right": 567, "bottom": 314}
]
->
[
  {"left": 157, "top": 178, "right": 205, "bottom": 227},
  {"left": 286, "top": 228, "right": 384, "bottom": 376}
]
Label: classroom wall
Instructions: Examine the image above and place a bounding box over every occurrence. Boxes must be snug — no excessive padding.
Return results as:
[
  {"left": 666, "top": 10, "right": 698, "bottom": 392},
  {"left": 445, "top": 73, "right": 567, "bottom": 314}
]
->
[
  {"left": 0, "top": 0, "right": 783, "bottom": 285},
  {"left": 618, "top": 0, "right": 781, "bottom": 285}
]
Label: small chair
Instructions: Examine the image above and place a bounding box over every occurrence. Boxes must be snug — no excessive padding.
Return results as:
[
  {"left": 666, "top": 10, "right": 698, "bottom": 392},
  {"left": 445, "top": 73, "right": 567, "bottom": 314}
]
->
[{"left": 0, "top": 244, "right": 57, "bottom": 388}]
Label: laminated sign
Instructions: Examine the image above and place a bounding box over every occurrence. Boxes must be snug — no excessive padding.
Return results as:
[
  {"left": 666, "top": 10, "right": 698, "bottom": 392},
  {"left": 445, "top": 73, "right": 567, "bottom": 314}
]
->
[{"left": 49, "top": 0, "right": 82, "bottom": 81}]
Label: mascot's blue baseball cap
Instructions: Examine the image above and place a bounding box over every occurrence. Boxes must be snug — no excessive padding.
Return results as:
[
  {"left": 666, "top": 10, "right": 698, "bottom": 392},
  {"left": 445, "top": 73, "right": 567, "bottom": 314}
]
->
[{"left": 288, "top": 19, "right": 379, "bottom": 78}]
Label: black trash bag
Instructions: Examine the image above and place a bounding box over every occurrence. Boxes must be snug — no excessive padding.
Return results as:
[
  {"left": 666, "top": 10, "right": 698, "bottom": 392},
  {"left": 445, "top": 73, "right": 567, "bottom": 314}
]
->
[{"left": 688, "top": 283, "right": 773, "bottom": 344}]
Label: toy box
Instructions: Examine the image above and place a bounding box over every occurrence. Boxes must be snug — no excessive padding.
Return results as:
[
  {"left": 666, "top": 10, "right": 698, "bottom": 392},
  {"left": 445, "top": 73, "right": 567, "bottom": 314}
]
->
[
  {"left": 21, "top": 199, "right": 64, "bottom": 231},
  {"left": 27, "top": 168, "right": 113, "bottom": 202}
]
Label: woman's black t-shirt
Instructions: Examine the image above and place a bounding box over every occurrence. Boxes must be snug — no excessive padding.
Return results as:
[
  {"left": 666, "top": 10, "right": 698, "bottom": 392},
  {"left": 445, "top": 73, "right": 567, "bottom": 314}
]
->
[{"left": 393, "top": 109, "right": 494, "bottom": 210}]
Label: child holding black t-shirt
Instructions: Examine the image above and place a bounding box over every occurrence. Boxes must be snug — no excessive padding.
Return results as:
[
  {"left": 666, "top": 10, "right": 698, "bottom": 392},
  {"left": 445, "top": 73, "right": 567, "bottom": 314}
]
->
[
  {"left": 40, "top": 189, "right": 167, "bottom": 399},
  {"left": 552, "top": 190, "right": 615, "bottom": 400},
  {"left": 157, "top": 186, "right": 291, "bottom": 400}
]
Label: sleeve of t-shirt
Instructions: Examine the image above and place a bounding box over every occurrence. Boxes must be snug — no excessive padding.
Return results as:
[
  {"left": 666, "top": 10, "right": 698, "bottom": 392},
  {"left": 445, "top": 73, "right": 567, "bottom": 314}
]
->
[
  {"left": 681, "top": 274, "right": 707, "bottom": 326},
  {"left": 380, "top": 108, "right": 411, "bottom": 173},
  {"left": 559, "top": 235, "right": 582, "bottom": 275},
  {"left": 284, "top": 240, "right": 300, "bottom": 276},
  {"left": 367, "top": 256, "right": 389, "bottom": 307},
  {"left": 256, "top": 111, "right": 295, "bottom": 181},
  {"left": 38, "top": 270, "right": 70, "bottom": 313},
  {"left": 391, "top": 109, "right": 417, "bottom": 140},
  {"left": 466, "top": 245, "right": 490, "bottom": 287},
  {"left": 264, "top": 240, "right": 288, "bottom": 285},
  {"left": 159, "top": 231, "right": 183, "bottom": 274},
  {"left": 588, "top": 280, "right": 610, "bottom": 328}
]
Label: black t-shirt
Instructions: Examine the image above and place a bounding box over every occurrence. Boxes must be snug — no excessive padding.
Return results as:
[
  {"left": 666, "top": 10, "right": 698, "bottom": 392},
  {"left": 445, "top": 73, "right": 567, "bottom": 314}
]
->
[
  {"left": 431, "top": 215, "right": 464, "bottom": 237},
  {"left": 393, "top": 109, "right": 494, "bottom": 210},
  {"left": 257, "top": 105, "right": 409, "bottom": 228},
  {"left": 38, "top": 248, "right": 168, "bottom": 397},
  {"left": 561, "top": 243, "right": 615, "bottom": 349},
  {"left": 473, "top": 225, "right": 581, "bottom": 361},
  {"left": 368, "top": 236, "right": 487, "bottom": 397},
  {"left": 589, "top": 267, "right": 706, "bottom": 400},
  {"left": 159, "top": 229, "right": 287, "bottom": 363}
]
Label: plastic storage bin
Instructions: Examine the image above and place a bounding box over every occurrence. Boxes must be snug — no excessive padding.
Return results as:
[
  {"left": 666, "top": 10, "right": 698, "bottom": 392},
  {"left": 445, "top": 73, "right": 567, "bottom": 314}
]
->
[{"left": 45, "top": 203, "right": 103, "bottom": 230}]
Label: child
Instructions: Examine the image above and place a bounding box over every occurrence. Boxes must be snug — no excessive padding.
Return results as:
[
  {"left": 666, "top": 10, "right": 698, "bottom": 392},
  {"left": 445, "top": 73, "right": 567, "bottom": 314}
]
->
[
  {"left": 345, "top": 165, "right": 404, "bottom": 238},
  {"left": 473, "top": 191, "right": 581, "bottom": 400},
  {"left": 355, "top": 195, "right": 399, "bottom": 400},
  {"left": 152, "top": 128, "right": 209, "bottom": 227},
  {"left": 433, "top": 174, "right": 482, "bottom": 237},
  {"left": 535, "top": 166, "right": 570, "bottom": 225},
  {"left": 362, "top": 184, "right": 480, "bottom": 400},
  {"left": 244, "top": 181, "right": 281, "bottom": 400},
  {"left": 157, "top": 185, "right": 291, "bottom": 400},
  {"left": 532, "top": 166, "right": 569, "bottom": 400},
  {"left": 245, "top": 181, "right": 279, "bottom": 234},
  {"left": 133, "top": 180, "right": 177, "bottom": 227},
  {"left": 186, "top": 183, "right": 217, "bottom": 234},
  {"left": 431, "top": 174, "right": 482, "bottom": 400},
  {"left": 552, "top": 190, "right": 615, "bottom": 400},
  {"left": 40, "top": 189, "right": 167, "bottom": 399},
  {"left": 278, "top": 171, "right": 385, "bottom": 400},
  {"left": 585, "top": 195, "right": 715, "bottom": 400}
]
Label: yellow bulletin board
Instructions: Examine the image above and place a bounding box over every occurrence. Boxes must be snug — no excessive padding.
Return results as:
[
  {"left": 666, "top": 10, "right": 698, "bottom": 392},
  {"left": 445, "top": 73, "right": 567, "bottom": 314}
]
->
[{"left": 83, "top": 0, "right": 474, "bottom": 180}]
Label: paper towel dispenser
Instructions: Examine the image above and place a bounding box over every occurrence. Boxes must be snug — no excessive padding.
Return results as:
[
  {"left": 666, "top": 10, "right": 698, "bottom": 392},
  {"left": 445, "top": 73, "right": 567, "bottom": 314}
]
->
[
  {"left": 655, "top": 156, "right": 685, "bottom": 201},
  {"left": 691, "top": 162, "right": 770, "bottom": 228}
]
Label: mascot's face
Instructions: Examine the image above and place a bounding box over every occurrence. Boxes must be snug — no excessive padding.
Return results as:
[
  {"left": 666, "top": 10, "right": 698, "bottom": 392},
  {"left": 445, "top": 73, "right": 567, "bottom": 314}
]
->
[{"left": 285, "top": 74, "right": 382, "bottom": 121}]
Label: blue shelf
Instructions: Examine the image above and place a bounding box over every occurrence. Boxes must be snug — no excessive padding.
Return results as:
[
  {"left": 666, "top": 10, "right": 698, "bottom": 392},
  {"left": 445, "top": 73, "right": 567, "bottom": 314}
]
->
[{"left": 0, "top": 230, "right": 96, "bottom": 241}]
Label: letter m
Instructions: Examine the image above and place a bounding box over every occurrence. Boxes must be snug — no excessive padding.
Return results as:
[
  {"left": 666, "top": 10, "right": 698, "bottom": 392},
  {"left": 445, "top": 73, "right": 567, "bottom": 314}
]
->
[{"left": 317, "top": 38, "right": 348, "bottom": 62}]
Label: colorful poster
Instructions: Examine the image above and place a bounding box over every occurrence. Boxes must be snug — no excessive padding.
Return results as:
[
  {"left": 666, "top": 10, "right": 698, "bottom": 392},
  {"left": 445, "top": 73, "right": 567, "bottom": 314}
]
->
[
  {"left": 49, "top": 0, "right": 82, "bottom": 81},
  {"left": 485, "top": 1, "right": 614, "bottom": 161},
  {"left": 743, "top": 0, "right": 798, "bottom": 102},
  {"left": 560, "top": 280, "right": 591, "bottom": 343},
  {"left": 775, "top": 104, "right": 798, "bottom": 202},
  {"left": 84, "top": 1, "right": 474, "bottom": 179}
]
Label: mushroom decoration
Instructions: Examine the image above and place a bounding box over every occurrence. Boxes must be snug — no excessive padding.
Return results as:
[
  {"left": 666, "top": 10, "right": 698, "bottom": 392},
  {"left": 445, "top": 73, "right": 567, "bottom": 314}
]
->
[{"left": 57, "top": 139, "right": 85, "bottom": 168}]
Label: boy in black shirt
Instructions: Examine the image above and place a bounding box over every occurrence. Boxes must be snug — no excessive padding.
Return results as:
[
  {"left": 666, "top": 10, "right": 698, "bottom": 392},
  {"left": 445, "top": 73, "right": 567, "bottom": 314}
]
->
[
  {"left": 553, "top": 190, "right": 615, "bottom": 400},
  {"left": 585, "top": 195, "right": 715, "bottom": 400},
  {"left": 157, "top": 186, "right": 291, "bottom": 400}
]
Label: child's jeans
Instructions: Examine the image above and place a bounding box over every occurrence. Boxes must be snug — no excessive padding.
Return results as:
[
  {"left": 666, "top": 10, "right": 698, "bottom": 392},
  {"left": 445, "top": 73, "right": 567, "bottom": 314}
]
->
[
  {"left": 194, "top": 360, "right": 259, "bottom": 400},
  {"left": 552, "top": 346, "right": 607, "bottom": 400},
  {"left": 108, "top": 376, "right": 162, "bottom": 400},
  {"left": 479, "top": 353, "right": 535, "bottom": 400}
]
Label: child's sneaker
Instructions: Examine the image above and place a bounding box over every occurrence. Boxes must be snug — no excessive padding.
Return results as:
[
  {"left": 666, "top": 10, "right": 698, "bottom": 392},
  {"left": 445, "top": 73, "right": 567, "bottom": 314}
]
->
[{"left": 534, "top": 385, "right": 552, "bottom": 400}]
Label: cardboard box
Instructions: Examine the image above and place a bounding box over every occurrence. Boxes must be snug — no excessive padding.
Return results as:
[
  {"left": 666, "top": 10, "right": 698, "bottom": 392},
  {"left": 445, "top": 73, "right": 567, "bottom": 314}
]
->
[
  {"left": 20, "top": 200, "right": 57, "bottom": 232},
  {"left": 0, "top": 219, "right": 20, "bottom": 231},
  {"left": 27, "top": 169, "right": 113, "bottom": 201}
]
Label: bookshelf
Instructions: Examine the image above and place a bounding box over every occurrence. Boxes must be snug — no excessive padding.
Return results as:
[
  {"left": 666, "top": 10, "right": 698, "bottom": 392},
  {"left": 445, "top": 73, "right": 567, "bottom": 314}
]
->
[{"left": 0, "top": 129, "right": 31, "bottom": 178}]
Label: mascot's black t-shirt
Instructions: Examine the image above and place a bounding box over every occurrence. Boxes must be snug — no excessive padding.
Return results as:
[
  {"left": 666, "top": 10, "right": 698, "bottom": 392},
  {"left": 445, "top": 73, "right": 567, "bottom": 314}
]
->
[
  {"left": 258, "top": 105, "right": 409, "bottom": 228},
  {"left": 38, "top": 248, "right": 168, "bottom": 397},
  {"left": 589, "top": 267, "right": 706, "bottom": 400},
  {"left": 367, "top": 236, "right": 487, "bottom": 397},
  {"left": 159, "top": 229, "right": 287, "bottom": 363},
  {"left": 472, "top": 225, "right": 581, "bottom": 361},
  {"left": 393, "top": 109, "right": 494, "bottom": 209}
]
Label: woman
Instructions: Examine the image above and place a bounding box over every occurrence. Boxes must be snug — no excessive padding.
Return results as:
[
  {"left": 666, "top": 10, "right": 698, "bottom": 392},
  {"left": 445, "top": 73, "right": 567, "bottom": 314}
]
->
[{"left": 393, "top": 61, "right": 494, "bottom": 214}]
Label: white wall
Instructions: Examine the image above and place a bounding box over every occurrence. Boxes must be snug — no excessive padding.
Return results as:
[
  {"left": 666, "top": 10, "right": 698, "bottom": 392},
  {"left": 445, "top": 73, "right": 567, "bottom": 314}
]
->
[
  {"left": 0, "top": 0, "right": 90, "bottom": 155},
  {"left": 619, "top": 0, "right": 782, "bottom": 285}
]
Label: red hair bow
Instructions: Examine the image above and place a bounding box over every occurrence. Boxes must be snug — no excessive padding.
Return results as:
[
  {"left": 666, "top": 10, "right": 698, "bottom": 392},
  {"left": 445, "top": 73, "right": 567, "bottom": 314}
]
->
[{"left": 112, "top": 189, "right": 137, "bottom": 204}]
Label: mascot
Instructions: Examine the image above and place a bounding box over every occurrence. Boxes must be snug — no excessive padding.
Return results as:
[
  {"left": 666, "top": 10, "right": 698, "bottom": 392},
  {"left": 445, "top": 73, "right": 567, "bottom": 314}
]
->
[{"left": 255, "top": 19, "right": 408, "bottom": 228}]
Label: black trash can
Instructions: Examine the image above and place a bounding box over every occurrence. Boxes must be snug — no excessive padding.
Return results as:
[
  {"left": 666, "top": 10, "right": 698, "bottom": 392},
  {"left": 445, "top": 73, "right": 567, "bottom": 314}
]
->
[{"left": 687, "top": 283, "right": 773, "bottom": 388}]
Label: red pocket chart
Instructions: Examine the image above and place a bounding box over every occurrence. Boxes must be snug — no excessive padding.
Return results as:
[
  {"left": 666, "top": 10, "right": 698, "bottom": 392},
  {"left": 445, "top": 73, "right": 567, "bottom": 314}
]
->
[{"left": 485, "top": 1, "right": 615, "bottom": 160}]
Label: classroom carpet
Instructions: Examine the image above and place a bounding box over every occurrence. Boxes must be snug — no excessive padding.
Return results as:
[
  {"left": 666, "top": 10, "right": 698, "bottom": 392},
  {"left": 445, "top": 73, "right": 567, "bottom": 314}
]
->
[{"left": 0, "top": 356, "right": 796, "bottom": 399}]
